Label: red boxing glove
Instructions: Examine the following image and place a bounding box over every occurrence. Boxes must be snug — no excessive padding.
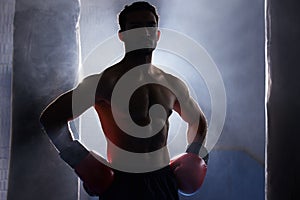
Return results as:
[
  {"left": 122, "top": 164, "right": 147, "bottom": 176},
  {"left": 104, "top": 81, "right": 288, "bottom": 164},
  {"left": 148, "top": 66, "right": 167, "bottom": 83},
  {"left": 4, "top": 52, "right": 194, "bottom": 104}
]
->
[
  {"left": 170, "top": 153, "right": 207, "bottom": 194},
  {"left": 74, "top": 151, "right": 114, "bottom": 196}
]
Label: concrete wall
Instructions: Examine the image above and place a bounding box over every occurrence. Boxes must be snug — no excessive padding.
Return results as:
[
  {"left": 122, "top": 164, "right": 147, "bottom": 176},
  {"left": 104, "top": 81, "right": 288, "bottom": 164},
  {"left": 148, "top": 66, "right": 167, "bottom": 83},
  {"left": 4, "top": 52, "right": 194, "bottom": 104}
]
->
[{"left": 0, "top": 0, "right": 15, "bottom": 199}]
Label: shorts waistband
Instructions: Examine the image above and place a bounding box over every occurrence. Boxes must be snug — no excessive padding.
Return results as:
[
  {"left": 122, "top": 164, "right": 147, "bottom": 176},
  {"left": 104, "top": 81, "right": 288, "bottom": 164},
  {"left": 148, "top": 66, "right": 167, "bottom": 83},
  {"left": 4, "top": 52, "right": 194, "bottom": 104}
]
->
[{"left": 113, "top": 165, "right": 172, "bottom": 177}]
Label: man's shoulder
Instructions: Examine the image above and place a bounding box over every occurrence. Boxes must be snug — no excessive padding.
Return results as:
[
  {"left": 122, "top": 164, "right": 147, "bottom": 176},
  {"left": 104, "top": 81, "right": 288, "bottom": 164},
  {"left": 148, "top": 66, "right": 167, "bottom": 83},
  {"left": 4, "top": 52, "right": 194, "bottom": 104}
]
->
[
  {"left": 80, "top": 63, "right": 120, "bottom": 83},
  {"left": 152, "top": 66, "right": 189, "bottom": 98},
  {"left": 153, "top": 66, "right": 186, "bottom": 86},
  {"left": 99, "top": 64, "right": 125, "bottom": 88}
]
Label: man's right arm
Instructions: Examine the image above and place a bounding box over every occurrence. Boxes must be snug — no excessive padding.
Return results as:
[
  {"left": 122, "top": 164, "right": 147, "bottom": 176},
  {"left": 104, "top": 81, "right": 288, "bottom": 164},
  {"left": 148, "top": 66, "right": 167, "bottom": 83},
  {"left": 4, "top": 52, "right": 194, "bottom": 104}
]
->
[
  {"left": 40, "top": 74, "right": 101, "bottom": 152},
  {"left": 40, "top": 91, "right": 76, "bottom": 151},
  {"left": 40, "top": 74, "right": 115, "bottom": 195}
]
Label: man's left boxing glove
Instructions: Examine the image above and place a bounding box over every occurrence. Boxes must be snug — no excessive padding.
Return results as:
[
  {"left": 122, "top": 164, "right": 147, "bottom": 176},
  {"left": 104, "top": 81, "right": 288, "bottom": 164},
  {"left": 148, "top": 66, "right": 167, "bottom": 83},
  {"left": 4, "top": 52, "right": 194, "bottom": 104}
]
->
[
  {"left": 170, "top": 153, "right": 207, "bottom": 194},
  {"left": 59, "top": 140, "right": 114, "bottom": 196}
]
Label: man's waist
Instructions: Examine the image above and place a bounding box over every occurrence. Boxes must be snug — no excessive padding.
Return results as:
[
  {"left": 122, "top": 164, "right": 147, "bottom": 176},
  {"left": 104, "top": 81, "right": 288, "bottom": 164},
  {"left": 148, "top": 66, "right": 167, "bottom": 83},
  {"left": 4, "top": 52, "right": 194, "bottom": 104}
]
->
[{"left": 107, "top": 142, "right": 170, "bottom": 173}]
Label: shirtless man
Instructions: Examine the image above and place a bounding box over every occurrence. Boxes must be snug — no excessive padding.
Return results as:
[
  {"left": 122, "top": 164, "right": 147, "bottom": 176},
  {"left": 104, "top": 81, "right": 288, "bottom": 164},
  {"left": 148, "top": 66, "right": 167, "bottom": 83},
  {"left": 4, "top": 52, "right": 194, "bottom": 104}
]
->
[{"left": 40, "top": 2, "right": 208, "bottom": 199}]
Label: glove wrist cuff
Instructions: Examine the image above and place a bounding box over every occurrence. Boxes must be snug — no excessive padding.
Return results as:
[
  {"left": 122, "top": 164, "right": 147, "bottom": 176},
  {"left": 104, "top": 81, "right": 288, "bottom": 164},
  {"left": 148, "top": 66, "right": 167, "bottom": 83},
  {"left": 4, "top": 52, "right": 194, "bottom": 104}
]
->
[{"left": 186, "top": 142, "right": 209, "bottom": 164}]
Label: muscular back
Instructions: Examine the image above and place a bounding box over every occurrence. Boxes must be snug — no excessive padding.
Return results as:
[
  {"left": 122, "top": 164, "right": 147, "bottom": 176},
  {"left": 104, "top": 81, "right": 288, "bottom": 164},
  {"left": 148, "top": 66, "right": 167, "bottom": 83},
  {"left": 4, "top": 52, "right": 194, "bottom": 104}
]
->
[{"left": 94, "top": 63, "right": 178, "bottom": 154}]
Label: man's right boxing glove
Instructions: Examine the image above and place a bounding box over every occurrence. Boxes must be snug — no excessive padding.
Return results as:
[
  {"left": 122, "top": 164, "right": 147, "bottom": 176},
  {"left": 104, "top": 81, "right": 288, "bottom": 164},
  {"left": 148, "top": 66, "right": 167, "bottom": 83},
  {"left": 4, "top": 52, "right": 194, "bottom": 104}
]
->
[
  {"left": 59, "top": 140, "right": 114, "bottom": 196},
  {"left": 170, "top": 153, "right": 207, "bottom": 194}
]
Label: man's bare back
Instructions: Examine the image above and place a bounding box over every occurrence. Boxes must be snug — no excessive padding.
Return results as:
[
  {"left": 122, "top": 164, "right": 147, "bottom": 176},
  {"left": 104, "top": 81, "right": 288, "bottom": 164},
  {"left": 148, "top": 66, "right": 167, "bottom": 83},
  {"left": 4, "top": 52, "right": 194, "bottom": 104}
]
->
[{"left": 80, "top": 61, "right": 190, "bottom": 167}]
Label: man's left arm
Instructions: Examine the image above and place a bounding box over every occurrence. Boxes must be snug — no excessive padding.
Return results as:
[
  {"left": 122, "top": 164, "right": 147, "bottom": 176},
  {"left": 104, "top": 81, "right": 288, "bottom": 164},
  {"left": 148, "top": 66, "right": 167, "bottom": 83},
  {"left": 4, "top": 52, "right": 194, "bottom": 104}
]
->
[
  {"left": 173, "top": 81, "right": 208, "bottom": 162},
  {"left": 171, "top": 83, "right": 209, "bottom": 194}
]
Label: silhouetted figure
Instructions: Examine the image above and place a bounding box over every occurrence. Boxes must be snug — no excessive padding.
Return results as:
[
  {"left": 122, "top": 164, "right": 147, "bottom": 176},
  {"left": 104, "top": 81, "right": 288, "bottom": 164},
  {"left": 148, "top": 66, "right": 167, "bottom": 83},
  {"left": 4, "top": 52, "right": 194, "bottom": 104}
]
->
[{"left": 40, "top": 2, "right": 208, "bottom": 199}]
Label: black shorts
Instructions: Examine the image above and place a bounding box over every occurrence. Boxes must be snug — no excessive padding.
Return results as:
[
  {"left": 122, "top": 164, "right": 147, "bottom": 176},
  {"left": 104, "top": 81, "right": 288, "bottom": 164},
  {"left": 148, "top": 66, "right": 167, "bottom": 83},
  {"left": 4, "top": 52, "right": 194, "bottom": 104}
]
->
[{"left": 99, "top": 166, "right": 179, "bottom": 200}]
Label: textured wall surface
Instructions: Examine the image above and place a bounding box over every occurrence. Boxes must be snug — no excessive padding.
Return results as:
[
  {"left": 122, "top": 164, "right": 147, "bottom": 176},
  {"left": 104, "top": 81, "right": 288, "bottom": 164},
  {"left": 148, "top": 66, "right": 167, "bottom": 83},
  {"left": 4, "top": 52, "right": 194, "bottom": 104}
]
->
[
  {"left": 8, "top": 0, "right": 81, "bottom": 199},
  {"left": 0, "top": 0, "right": 15, "bottom": 199}
]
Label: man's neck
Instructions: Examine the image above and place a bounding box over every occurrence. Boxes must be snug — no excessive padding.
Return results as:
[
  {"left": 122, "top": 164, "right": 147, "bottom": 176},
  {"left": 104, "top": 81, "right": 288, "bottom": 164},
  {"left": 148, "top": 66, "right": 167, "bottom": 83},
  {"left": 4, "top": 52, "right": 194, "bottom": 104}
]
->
[{"left": 122, "top": 50, "right": 153, "bottom": 69}]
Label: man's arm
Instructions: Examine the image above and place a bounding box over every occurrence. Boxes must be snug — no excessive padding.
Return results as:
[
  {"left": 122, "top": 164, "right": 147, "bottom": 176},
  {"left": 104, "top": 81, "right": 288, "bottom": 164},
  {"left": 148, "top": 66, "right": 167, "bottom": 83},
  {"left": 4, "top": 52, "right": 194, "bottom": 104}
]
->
[
  {"left": 40, "top": 91, "right": 76, "bottom": 151},
  {"left": 40, "top": 74, "right": 115, "bottom": 195},
  {"left": 170, "top": 78, "right": 209, "bottom": 194},
  {"left": 40, "top": 74, "right": 101, "bottom": 152},
  {"left": 173, "top": 79, "right": 208, "bottom": 157}
]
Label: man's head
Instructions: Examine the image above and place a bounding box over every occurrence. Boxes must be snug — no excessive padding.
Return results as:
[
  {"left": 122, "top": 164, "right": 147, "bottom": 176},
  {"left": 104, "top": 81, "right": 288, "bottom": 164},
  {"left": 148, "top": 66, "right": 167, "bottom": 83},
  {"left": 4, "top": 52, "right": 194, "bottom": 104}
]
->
[
  {"left": 118, "top": 1, "right": 159, "bottom": 32},
  {"left": 118, "top": 1, "right": 161, "bottom": 54}
]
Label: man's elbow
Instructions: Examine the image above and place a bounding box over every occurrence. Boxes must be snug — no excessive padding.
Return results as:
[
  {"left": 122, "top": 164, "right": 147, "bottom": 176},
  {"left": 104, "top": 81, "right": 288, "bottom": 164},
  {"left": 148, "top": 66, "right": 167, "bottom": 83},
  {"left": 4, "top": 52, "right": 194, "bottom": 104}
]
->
[
  {"left": 39, "top": 108, "right": 66, "bottom": 142},
  {"left": 39, "top": 107, "right": 63, "bottom": 129}
]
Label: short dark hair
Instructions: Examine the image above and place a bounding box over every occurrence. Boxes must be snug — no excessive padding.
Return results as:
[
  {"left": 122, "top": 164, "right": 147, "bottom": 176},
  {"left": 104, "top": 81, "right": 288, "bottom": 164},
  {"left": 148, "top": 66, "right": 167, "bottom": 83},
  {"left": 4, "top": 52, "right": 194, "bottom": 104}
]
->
[{"left": 118, "top": 1, "right": 159, "bottom": 32}]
